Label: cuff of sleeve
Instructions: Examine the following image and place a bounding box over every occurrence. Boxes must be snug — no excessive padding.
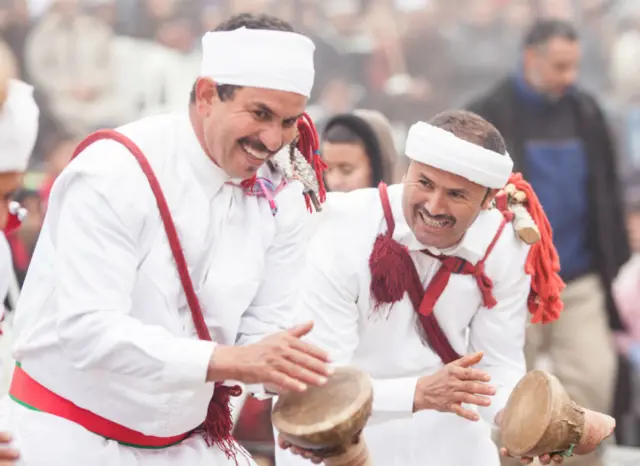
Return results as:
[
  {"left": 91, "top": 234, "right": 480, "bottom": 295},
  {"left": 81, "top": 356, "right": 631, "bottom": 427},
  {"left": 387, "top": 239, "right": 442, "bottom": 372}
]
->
[
  {"left": 371, "top": 376, "right": 419, "bottom": 414},
  {"left": 163, "top": 338, "right": 216, "bottom": 389}
]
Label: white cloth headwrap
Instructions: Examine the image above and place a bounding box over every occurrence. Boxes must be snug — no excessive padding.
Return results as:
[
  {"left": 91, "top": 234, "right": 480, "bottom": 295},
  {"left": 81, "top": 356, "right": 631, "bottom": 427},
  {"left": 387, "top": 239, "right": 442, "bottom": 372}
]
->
[
  {"left": 201, "top": 27, "right": 315, "bottom": 98},
  {"left": 405, "top": 121, "right": 513, "bottom": 188},
  {"left": 0, "top": 80, "right": 39, "bottom": 173}
]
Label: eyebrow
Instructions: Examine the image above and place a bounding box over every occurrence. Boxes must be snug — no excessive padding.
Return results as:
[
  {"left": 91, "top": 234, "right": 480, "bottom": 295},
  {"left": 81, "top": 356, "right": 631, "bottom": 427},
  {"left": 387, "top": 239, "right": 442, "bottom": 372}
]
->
[{"left": 253, "top": 103, "right": 303, "bottom": 122}]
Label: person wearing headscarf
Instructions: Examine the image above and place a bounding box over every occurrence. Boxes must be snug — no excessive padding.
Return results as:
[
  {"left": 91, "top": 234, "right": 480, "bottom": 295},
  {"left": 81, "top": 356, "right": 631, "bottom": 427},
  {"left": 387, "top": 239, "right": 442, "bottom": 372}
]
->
[
  {"left": 321, "top": 109, "right": 400, "bottom": 192},
  {"left": 1, "top": 13, "right": 332, "bottom": 466},
  {"left": 277, "top": 110, "right": 572, "bottom": 466},
  {"left": 0, "top": 75, "right": 40, "bottom": 466}
]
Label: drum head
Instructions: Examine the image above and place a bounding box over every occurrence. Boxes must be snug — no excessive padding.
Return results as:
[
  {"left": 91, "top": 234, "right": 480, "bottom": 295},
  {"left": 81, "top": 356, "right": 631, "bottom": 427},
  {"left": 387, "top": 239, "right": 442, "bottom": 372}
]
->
[
  {"left": 500, "top": 371, "right": 554, "bottom": 455},
  {"left": 272, "top": 366, "right": 372, "bottom": 449}
]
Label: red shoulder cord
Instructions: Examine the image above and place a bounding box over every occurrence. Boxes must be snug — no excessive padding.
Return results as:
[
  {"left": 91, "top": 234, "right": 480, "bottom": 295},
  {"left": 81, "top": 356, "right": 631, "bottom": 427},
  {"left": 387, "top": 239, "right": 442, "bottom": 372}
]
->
[
  {"left": 71, "top": 131, "right": 245, "bottom": 462},
  {"left": 498, "top": 173, "right": 566, "bottom": 324}
]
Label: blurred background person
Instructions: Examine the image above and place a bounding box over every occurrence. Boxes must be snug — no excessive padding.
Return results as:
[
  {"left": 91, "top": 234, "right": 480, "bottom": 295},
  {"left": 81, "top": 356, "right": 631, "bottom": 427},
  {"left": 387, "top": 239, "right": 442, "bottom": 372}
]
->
[
  {"left": 467, "top": 19, "right": 629, "bottom": 466},
  {"left": 322, "top": 109, "right": 400, "bottom": 192}
]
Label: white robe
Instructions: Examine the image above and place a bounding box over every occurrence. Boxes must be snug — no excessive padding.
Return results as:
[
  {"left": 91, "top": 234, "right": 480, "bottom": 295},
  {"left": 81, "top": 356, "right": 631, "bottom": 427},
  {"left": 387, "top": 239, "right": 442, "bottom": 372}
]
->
[
  {"left": 2, "top": 112, "right": 310, "bottom": 466},
  {"left": 276, "top": 184, "right": 531, "bottom": 466}
]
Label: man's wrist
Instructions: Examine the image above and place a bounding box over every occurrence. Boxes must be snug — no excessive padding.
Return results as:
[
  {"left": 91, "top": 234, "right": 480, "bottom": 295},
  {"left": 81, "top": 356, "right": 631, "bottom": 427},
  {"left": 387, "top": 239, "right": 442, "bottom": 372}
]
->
[{"left": 206, "top": 345, "right": 239, "bottom": 382}]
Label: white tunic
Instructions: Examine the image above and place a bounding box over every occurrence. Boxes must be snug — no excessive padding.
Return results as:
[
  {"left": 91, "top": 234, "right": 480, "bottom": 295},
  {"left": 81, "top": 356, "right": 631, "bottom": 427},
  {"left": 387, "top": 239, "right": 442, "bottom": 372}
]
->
[
  {"left": 275, "top": 184, "right": 531, "bottom": 466},
  {"left": 2, "top": 112, "right": 309, "bottom": 466}
]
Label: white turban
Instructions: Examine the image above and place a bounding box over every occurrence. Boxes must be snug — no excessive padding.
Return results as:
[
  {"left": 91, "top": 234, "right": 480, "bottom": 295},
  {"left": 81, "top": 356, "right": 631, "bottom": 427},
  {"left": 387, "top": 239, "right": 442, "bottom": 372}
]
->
[
  {"left": 200, "top": 27, "right": 315, "bottom": 98},
  {"left": 405, "top": 121, "right": 513, "bottom": 189},
  {"left": 0, "top": 79, "right": 39, "bottom": 173}
]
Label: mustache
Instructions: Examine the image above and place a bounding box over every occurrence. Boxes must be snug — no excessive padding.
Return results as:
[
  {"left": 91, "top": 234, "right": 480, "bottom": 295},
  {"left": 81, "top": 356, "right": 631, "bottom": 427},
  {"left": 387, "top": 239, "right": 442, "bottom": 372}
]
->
[
  {"left": 238, "top": 137, "right": 280, "bottom": 159},
  {"left": 417, "top": 207, "right": 456, "bottom": 225}
]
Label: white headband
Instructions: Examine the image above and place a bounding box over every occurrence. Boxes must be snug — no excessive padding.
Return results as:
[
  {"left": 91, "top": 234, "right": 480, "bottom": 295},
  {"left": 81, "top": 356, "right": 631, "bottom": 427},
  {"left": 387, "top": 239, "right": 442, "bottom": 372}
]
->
[
  {"left": 405, "top": 121, "right": 513, "bottom": 188},
  {"left": 201, "top": 27, "right": 315, "bottom": 98},
  {"left": 0, "top": 79, "right": 39, "bottom": 173}
]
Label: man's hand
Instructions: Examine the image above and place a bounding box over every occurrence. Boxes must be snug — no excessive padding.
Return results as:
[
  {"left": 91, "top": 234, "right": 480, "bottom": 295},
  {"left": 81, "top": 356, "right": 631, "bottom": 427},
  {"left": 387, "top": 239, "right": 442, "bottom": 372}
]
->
[
  {"left": 413, "top": 352, "right": 496, "bottom": 421},
  {"left": 207, "top": 321, "right": 333, "bottom": 392},
  {"left": 278, "top": 433, "right": 323, "bottom": 464},
  {"left": 0, "top": 432, "right": 19, "bottom": 466}
]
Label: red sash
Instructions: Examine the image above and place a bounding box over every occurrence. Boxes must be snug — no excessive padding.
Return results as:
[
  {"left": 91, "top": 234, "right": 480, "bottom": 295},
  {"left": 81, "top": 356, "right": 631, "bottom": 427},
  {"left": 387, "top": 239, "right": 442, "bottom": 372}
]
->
[
  {"left": 10, "top": 130, "right": 241, "bottom": 455},
  {"left": 374, "top": 182, "right": 510, "bottom": 364}
]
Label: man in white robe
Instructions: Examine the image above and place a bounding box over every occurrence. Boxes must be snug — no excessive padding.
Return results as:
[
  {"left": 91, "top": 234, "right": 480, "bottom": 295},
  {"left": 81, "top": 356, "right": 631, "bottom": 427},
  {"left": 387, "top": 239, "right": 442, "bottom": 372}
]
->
[
  {"left": 0, "top": 77, "right": 40, "bottom": 465},
  {"left": 1, "top": 13, "right": 333, "bottom": 466},
  {"left": 276, "top": 109, "right": 569, "bottom": 466}
]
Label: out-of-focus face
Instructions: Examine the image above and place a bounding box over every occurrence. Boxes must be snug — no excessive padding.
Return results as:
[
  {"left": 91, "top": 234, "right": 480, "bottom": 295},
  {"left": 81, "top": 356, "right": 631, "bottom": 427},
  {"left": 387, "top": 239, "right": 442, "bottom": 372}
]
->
[
  {"left": 402, "top": 161, "right": 495, "bottom": 250},
  {"left": 192, "top": 79, "right": 307, "bottom": 180},
  {"left": 0, "top": 171, "right": 22, "bottom": 230},
  {"left": 323, "top": 141, "right": 372, "bottom": 192},
  {"left": 525, "top": 36, "right": 581, "bottom": 100}
]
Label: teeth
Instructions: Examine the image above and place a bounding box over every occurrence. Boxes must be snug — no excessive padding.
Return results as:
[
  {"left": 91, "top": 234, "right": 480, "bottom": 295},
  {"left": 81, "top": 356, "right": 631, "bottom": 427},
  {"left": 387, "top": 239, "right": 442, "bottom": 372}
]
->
[
  {"left": 242, "top": 143, "right": 268, "bottom": 160},
  {"left": 420, "top": 211, "right": 447, "bottom": 228}
]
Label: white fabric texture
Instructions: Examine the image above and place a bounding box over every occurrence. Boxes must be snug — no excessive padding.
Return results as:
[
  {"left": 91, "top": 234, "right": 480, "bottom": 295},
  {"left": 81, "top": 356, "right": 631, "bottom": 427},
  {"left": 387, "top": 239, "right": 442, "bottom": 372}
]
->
[
  {"left": 200, "top": 27, "right": 315, "bottom": 98},
  {"left": 405, "top": 121, "right": 513, "bottom": 189},
  {"left": 0, "top": 79, "right": 39, "bottom": 172}
]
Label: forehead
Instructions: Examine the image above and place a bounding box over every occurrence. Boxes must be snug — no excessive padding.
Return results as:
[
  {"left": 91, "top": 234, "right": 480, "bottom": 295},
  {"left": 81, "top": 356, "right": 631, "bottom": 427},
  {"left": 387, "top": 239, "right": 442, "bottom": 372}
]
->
[
  {"left": 542, "top": 37, "right": 580, "bottom": 61},
  {"left": 322, "top": 141, "right": 369, "bottom": 165},
  {"left": 408, "top": 161, "right": 485, "bottom": 192},
  {"left": 233, "top": 86, "right": 307, "bottom": 117}
]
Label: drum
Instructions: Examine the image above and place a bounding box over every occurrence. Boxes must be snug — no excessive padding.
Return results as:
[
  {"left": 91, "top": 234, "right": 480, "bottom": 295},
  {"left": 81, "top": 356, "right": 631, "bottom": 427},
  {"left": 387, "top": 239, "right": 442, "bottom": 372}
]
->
[
  {"left": 500, "top": 370, "right": 616, "bottom": 458},
  {"left": 272, "top": 366, "right": 374, "bottom": 466}
]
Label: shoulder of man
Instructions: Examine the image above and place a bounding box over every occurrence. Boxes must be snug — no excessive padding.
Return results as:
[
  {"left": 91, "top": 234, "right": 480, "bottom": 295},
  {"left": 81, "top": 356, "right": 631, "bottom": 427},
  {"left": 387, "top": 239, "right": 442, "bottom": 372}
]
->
[
  {"left": 309, "top": 187, "right": 385, "bottom": 254},
  {"left": 476, "top": 209, "right": 531, "bottom": 282}
]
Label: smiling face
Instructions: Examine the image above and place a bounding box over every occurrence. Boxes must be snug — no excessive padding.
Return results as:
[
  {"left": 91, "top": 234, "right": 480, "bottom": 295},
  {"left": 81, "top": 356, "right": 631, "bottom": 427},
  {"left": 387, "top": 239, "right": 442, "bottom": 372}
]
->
[
  {"left": 192, "top": 78, "right": 307, "bottom": 179},
  {"left": 402, "top": 162, "right": 495, "bottom": 250}
]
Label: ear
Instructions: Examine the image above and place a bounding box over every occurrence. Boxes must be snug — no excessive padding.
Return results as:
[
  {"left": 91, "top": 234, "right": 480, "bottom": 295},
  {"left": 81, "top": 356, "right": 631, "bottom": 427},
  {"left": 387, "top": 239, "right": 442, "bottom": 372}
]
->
[
  {"left": 194, "top": 78, "right": 218, "bottom": 114},
  {"left": 481, "top": 188, "right": 499, "bottom": 210}
]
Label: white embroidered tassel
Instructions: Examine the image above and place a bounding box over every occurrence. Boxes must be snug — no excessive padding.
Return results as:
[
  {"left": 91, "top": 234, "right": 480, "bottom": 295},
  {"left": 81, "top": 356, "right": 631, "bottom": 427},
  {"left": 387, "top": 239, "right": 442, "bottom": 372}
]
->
[{"left": 499, "top": 184, "right": 540, "bottom": 245}]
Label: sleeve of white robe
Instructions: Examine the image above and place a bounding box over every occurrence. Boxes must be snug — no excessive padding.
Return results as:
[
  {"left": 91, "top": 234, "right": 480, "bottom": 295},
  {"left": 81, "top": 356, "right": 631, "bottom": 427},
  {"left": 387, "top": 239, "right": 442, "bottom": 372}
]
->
[
  {"left": 52, "top": 174, "right": 216, "bottom": 390},
  {"left": 297, "top": 203, "right": 417, "bottom": 421},
  {"left": 467, "top": 229, "right": 531, "bottom": 425}
]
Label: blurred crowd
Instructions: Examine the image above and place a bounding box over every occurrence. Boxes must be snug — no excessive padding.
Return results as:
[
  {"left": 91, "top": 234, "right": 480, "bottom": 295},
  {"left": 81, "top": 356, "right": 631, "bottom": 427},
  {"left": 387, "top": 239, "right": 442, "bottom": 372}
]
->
[{"left": 4, "top": 0, "right": 640, "bottom": 464}]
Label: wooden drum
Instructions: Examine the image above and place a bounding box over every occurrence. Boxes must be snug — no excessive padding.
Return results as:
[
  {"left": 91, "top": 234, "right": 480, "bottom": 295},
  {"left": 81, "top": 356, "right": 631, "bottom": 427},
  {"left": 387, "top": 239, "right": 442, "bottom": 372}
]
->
[
  {"left": 500, "top": 370, "right": 616, "bottom": 459},
  {"left": 272, "top": 366, "right": 374, "bottom": 466}
]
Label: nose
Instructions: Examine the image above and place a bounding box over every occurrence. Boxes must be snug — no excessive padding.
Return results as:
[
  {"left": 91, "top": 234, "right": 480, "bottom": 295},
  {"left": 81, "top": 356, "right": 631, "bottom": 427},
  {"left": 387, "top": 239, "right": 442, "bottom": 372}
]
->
[
  {"left": 424, "top": 191, "right": 447, "bottom": 216},
  {"left": 260, "top": 125, "right": 285, "bottom": 154}
]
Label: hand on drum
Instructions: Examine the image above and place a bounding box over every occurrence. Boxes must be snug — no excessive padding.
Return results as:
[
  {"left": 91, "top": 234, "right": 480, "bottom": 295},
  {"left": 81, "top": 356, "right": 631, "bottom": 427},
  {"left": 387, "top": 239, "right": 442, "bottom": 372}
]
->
[
  {"left": 0, "top": 432, "right": 19, "bottom": 466},
  {"left": 499, "top": 448, "right": 565, "bottom": 464},
  {"left": 278, "top": 433, "right": 323, "bottom": 464},
  {"left": 208, "top": 321, "right": 333, "bottom": 392},
  {"left": 412, "top": 352, "right": 496, "bottom": 421}
]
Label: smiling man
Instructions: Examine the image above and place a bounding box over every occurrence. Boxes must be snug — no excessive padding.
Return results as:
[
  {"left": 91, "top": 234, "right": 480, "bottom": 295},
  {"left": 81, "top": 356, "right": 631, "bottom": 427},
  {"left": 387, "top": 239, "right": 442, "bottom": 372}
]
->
[
  {"left": 276, "top": 109, "right": 569, "bottom": 466},
  {"left": 0, "top": 13, "right": 332, "bottom": 466}
]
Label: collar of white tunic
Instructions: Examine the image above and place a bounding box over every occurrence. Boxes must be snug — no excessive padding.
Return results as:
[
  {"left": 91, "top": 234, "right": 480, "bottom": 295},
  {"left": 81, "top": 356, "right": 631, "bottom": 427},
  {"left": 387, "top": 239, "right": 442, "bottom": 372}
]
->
[
  {"left": 386, "top": 183, "right": 503, "bottom": 265},
  {"left": 176, "top": 113, "right": 231, "bottom": 200}
]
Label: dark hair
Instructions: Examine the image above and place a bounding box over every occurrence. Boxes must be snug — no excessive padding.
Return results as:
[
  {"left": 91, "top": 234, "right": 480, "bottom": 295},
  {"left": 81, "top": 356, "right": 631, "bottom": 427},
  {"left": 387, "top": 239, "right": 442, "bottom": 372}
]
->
[
  {"left": 322, "top": 115, "right": 385, "bottom": 187},
  {"left": 428, "top": 109, "right": 507, "bottom": 155},
  {"left": 523, "top": 19, "right": 578, "bottom": 49},
  {"left": 324, "top": 123, "right": 363, "bottom": 145},
  {"left": 189, "top": 13, "right": 296, "bottom": 104}
]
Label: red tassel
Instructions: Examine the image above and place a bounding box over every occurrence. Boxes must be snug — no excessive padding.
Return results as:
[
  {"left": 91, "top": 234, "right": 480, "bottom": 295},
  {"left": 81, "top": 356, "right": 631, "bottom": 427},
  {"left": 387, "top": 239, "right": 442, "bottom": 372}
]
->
[
  {"left": 195, "top": 384, "right": 245, "bottom": 462},
  {"left": 369, "top": 232, "right": 413, "bottom": 311},
  {"left": 501, "top": 173, "right": 566, "bottom": 324},
  {"left": 297, "top": 113, "right": 327, "bottom": 210},
  {"left": 240, "top": 174, "right": 257, "bottom": 191}
]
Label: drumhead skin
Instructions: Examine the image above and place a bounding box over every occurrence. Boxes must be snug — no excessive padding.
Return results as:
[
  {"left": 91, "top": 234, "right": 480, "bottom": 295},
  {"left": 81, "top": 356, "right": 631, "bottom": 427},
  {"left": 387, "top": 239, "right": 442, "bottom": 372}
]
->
[
  {"left": 272, "top": 366, "right": 373, "bottom": 453},
  {"left": 500, "top": 370, "right": 584, "bottom": 457}
]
